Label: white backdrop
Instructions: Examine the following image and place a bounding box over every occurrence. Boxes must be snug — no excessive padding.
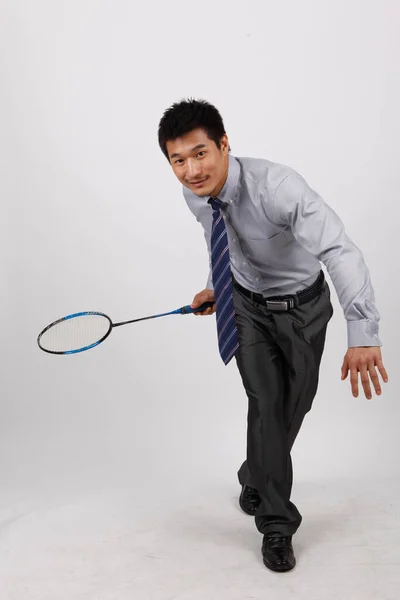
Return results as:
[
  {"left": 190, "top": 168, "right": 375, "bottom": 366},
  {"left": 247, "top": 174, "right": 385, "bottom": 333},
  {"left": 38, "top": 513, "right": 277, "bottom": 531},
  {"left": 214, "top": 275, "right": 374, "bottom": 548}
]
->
[{"left": 1, "top": 0, "right": 399, "bottom": 523}]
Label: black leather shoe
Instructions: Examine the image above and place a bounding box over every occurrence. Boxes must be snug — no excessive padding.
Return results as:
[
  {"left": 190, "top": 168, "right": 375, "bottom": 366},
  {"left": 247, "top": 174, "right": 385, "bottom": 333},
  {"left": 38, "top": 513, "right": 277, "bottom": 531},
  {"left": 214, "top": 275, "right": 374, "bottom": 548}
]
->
[
  {"left": 239, "top": 485, "right": 261, "bottom": 515},
  {"left": 262, "top": 534, "right": 296, "bottom": 572}
]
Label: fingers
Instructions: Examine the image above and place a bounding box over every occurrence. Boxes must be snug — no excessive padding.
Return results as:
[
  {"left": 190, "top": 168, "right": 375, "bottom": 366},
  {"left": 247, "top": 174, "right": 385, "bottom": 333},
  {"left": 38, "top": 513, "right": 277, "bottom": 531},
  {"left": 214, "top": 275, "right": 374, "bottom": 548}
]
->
[
  {"left": 368, "top": 362, "right": 381, "bottom": 396},
  {"left": 350, "top": 367, "right": 359, "bottom": 398},
  {"left": 350, "top": 359, "right": 374, "bottom": 400},
  {"left": 377, "top": 359, "right": 388, "bottom": 383},
  {"left": 190, "top": 297, "right": 206, "bottom": 313},
  {"left": 345, "top": 353, "right": 388, "bottom": 399},
  {"left": 190, "top": 294, "right": 209, "bottom": 309},
  {"left": 341, "top": 358, "right": 349, "bottom": 380},
  {"left": 193, "top": 305, "right": 216, "bottom": 317},
  {"left": 352, "top": 364, "right": 383, "bottom": 400},
  {"left": 359, "top": 363, "right": 372, "bottom": 400},
  {"left": 191, "top": 290, "right": 216, "bottom": 316}
]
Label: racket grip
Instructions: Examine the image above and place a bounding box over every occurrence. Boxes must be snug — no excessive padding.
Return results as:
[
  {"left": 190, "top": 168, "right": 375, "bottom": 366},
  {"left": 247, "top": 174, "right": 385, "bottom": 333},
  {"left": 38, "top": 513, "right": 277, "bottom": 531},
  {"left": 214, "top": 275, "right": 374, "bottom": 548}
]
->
[{"left": 181, "top": 301, "right": 215, "bottom": 314}]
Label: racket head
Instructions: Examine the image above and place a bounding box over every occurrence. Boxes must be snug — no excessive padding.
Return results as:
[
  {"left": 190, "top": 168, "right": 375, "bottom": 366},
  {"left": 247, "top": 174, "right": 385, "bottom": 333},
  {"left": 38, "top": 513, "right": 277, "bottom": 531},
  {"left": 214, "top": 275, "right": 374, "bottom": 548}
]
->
[{"left": 37, "top": 311, "right": 113, "bottom": 355}]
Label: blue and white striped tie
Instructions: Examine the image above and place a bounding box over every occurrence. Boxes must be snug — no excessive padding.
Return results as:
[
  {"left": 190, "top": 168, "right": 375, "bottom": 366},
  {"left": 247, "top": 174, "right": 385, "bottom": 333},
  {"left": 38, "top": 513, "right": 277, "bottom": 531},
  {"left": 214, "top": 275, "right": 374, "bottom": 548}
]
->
[{"left": 209, "top": 197, "right": 240, "bottom": 365}]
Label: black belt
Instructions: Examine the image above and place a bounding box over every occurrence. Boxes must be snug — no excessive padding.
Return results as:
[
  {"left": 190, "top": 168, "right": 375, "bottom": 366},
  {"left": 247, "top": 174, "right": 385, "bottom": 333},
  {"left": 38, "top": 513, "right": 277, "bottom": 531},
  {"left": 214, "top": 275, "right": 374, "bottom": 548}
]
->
[{"left": 233, "top": 270, "right": 325, "bottom": 311}]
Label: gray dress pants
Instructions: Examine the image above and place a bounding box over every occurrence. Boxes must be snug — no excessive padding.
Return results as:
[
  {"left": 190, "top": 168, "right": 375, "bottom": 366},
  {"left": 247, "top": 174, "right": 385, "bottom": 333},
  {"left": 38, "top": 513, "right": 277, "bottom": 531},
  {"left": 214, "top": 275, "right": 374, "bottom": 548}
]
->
[{"left": 233, "top": 276, "right": 334, "bottom": 536}]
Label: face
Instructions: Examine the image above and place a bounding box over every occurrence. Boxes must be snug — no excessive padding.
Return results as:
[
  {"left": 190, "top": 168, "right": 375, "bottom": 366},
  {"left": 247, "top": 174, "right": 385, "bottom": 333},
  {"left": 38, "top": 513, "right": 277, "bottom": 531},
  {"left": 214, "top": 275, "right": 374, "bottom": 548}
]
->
[{"left": 166, "top": 128, "right": 229, "bottom": 197}]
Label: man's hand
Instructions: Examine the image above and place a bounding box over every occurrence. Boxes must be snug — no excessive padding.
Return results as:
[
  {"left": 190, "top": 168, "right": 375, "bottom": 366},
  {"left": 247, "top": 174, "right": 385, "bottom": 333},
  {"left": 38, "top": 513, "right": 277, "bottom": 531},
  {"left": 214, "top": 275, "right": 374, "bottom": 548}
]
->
[
  {"left": 191, "top": 289, "right": 216, "bottom": 316},
  {"left": 341, "top": 346, "right": 388, "bottom": 399}
]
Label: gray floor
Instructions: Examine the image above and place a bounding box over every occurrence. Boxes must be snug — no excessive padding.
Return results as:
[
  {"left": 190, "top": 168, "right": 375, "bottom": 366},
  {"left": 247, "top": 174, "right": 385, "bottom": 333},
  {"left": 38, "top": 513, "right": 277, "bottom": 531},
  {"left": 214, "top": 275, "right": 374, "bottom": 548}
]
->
[{"left": 0, "top": 476, "right": 398, "bottom": 599}]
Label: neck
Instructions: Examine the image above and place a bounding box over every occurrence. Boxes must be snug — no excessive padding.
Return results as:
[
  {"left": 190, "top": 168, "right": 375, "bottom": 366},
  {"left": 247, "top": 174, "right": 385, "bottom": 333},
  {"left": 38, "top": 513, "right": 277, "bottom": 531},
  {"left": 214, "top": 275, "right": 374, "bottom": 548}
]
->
[{"left": 212, "top": 160, "right": 229, "bottom": 197}]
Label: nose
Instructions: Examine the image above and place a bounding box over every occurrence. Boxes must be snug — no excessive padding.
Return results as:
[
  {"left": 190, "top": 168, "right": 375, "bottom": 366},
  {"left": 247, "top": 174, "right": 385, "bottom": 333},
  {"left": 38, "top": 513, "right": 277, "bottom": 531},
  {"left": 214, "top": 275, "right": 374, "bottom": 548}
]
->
[{"left": 186, "top": 158, "right": 202, "bottom": 180}]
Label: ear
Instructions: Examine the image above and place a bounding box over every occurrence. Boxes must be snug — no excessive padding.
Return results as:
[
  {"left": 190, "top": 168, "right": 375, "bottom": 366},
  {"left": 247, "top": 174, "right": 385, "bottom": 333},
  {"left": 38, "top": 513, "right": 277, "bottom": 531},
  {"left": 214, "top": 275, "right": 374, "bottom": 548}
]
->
[{"left": 220, "top": 134, "right": 230, "bottom": 155}]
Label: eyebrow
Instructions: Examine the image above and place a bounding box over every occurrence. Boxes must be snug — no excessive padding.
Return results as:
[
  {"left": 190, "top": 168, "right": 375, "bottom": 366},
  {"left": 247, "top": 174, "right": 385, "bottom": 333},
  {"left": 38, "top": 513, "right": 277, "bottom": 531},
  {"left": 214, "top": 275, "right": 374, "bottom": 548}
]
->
[{"left": 170, "top": 144, "right": 207, "bottom": 160}]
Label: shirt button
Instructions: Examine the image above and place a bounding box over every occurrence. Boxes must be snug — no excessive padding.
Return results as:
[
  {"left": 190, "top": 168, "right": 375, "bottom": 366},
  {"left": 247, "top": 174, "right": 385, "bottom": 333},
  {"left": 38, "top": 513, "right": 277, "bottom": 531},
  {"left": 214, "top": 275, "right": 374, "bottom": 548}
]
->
[
  {"left": 256, "top": 277, "right": 261, "bottom": 282},
  {"left": 232, "top": 238, "right": 237, "bottom": 243},
  {"left": 242, "top": 261, "right": 247, "bottom": 266},
  {"left": 229, "top": 199, "right": 233, "bottom": 204}
]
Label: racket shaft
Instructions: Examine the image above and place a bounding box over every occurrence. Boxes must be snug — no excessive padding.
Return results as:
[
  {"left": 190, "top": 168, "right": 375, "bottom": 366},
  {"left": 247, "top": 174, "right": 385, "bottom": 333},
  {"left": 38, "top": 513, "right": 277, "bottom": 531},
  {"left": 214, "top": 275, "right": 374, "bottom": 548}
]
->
[{"left": 113, "top": 302, "right": 214, "bottom": 327}]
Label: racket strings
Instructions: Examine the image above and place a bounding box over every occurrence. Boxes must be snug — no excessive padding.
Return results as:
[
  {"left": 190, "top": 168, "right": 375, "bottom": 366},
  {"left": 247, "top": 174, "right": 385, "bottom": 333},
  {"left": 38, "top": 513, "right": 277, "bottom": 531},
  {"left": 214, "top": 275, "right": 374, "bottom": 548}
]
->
[{"left": 39, "top": 314, "right": 111, "bottom": 353}]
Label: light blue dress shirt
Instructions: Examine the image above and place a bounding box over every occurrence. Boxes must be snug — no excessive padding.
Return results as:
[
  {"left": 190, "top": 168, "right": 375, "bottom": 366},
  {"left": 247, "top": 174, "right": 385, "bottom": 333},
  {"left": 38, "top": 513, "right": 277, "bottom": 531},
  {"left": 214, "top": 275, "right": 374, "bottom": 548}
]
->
[{"left": 183, "top": 153, "right": 381, "bottom": 348}]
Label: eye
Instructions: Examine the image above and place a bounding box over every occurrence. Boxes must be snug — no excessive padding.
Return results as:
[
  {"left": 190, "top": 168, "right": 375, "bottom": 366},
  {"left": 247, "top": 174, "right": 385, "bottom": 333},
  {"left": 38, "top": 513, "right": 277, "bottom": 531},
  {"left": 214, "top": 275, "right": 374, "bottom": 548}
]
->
[
  {"left": 175, "top": 159, "right": 184, "bottom": 165},
  {"left": 197, "top": 151, "right": 206, "bottom": 158}
]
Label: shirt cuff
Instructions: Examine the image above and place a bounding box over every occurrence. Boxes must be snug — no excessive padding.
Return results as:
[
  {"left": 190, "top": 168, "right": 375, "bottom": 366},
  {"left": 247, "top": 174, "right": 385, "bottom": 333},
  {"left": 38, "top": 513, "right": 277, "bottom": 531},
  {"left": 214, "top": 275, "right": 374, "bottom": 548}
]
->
[
  {"left": 347, "top": 320, "right": 382, "bottom": 347},
  {"left": 206, "top": 270, "right": 214, "bottom": 291}
]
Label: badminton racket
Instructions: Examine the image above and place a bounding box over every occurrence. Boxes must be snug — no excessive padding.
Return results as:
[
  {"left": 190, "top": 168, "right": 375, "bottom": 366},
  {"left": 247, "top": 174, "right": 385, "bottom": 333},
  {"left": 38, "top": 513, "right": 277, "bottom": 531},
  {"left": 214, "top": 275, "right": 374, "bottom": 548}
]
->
[{"left": 37, "top": 301, "right": 214, "bottom": 355}]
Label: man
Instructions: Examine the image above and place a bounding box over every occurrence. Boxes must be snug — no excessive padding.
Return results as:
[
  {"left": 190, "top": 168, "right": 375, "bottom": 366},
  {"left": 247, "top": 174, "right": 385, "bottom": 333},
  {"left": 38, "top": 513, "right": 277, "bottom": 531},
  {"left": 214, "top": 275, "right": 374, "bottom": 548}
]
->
[{"left": 157, "top": 98, "right": 388, "bottom": 572}]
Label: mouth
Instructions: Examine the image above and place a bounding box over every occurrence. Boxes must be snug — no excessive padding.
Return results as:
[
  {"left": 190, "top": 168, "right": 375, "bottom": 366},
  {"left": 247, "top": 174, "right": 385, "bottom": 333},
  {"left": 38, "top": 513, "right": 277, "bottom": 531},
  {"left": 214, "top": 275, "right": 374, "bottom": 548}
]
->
[{"left": 189, "top": 177, "right": 208, "bottom": 188}]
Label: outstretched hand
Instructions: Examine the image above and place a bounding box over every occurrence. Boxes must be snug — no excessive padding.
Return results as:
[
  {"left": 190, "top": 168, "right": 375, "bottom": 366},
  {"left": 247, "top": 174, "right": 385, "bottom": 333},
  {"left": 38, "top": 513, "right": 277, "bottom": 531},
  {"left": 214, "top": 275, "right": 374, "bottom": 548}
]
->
[{"left": 341, "top": 347, "right": 388, "bottom": 399}]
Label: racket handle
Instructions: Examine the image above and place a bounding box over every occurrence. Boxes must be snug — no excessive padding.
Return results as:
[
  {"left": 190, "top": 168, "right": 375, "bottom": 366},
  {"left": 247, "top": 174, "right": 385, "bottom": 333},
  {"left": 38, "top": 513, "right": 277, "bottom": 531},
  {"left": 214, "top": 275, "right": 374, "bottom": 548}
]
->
[{"left": 181, "top": 301, "right": 215, "bottom": 314}]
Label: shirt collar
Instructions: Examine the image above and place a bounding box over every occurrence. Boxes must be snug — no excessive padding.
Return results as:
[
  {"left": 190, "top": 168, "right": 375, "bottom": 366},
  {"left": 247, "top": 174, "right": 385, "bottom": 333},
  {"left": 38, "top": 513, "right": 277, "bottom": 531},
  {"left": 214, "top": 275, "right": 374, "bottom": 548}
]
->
[{"left": 182, "top": 153, "right": 240, "bottom": 206}]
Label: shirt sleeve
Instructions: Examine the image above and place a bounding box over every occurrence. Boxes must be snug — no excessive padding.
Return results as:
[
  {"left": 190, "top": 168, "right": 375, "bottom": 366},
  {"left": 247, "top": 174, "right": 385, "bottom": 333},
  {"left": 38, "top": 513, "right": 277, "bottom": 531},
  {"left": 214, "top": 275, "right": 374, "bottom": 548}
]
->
[
  {"left": 204, "top": 230, "right": 214, "bottom": 290},
  {"left": 272, "top": 172, "right": 382, "bottom": 348}
]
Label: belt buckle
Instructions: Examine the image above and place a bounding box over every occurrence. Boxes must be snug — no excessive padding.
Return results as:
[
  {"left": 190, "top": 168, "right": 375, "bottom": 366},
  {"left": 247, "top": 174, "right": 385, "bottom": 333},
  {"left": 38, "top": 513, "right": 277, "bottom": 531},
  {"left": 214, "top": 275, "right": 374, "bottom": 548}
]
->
[
  {"left": 265, "top": 297, "right": 297, "bottom": 311},
  {"left": 265, "top": 300, "right": 289, "bottom": 311}
]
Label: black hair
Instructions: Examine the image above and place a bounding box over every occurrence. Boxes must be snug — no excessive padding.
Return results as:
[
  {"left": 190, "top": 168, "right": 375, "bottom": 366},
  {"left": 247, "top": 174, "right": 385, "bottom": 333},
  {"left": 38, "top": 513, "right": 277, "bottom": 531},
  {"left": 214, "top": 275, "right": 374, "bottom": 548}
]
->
[{"left": 158, "top": 98, "right": 227, "bottom": 160}]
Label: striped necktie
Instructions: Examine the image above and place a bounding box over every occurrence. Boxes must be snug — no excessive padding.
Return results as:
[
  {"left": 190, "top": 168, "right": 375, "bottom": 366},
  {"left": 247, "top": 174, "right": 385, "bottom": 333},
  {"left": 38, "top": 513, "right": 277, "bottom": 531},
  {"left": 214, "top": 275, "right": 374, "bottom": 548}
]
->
[{"left": 209, "top": 197, "right": 240, "bottom": 365}]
